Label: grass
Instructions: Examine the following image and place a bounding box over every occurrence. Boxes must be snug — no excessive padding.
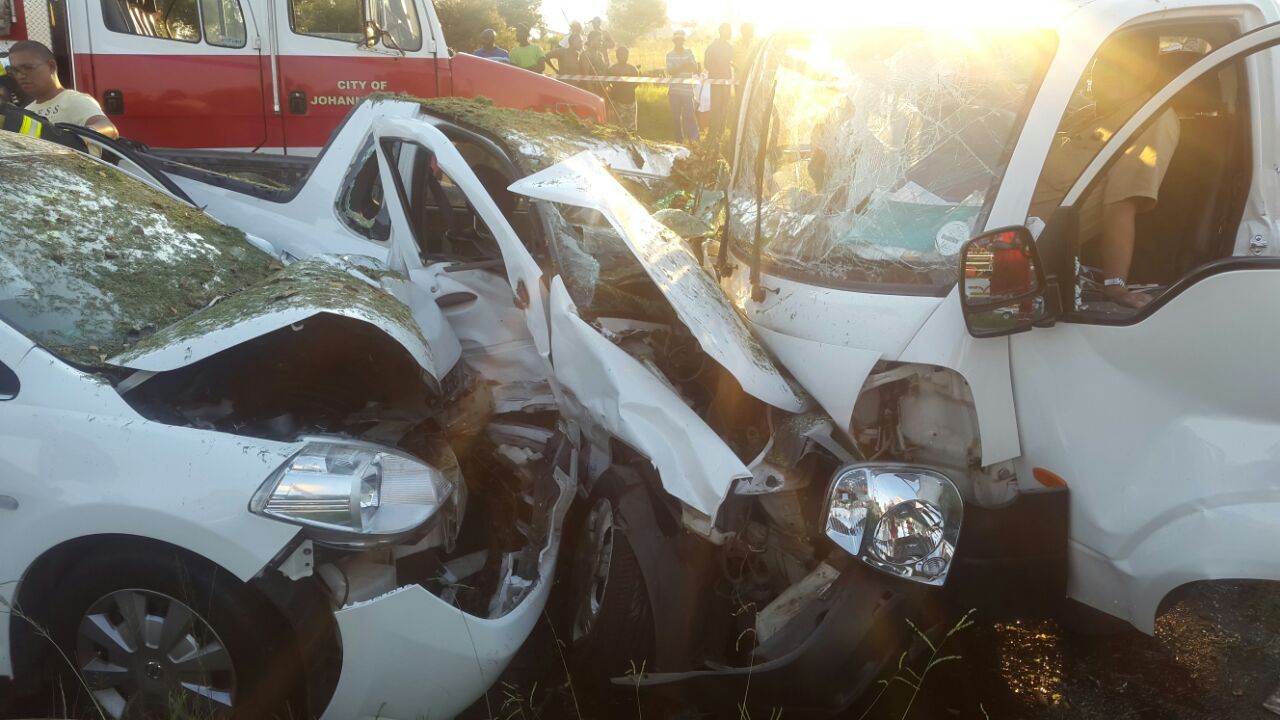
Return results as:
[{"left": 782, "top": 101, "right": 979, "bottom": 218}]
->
[{"left": 635, "top": 85, "right": 674, "bottom": 141}]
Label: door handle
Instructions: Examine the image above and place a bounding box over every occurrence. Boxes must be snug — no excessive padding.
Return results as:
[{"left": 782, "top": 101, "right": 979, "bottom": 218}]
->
[
  {"left": 436, "top": 291, "right": 478, "bottom": 309},
  {"left": 288, "top": 90, "right": 307, "bottom": 115},
  {"left": 103, "top": 89, "right": 124, "bottom": 115}
]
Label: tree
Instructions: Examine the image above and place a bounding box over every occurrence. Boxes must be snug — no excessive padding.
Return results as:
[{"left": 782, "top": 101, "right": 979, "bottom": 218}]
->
[
  {"left": 495, "top": 0, "right": 543, "bottom": 34},
  {"left": 606, "top": 0, "right": 667, "bottom": 44},
  {"left": 436, "top": 0, "right": 515, "bottom": 50}
]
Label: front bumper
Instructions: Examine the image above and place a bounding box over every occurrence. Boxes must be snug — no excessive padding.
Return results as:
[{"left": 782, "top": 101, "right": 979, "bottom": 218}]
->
[
  {"left": 318, "top": 467, "right": 574, "bottom": 720},
  {"left": 622, "top": 563, "right": 920, "bottom": 716}
]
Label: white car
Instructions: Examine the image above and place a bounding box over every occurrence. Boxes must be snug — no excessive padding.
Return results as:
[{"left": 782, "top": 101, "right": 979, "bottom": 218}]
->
[{"left": 0, "top": 130, "right": 573, "bottom": 719}]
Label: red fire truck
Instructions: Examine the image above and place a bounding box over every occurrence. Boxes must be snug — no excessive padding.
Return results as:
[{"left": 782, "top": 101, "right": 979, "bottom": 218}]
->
[{"left": 1, "top": 0, "right": 603, "bottom": 152}]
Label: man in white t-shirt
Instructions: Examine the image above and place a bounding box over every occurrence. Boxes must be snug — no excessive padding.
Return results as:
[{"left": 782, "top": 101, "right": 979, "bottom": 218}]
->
[{"left": 9, "top": 40, "right": 118, "bottom": 139}]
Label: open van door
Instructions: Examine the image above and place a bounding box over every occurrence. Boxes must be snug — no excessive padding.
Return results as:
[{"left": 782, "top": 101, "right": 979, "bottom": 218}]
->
[
  {"left": 83, "top": 0, "right": 270, "bottom": 148},
  {"left": 1008, "top": 21, "right": 1280, "bottom": 631}
]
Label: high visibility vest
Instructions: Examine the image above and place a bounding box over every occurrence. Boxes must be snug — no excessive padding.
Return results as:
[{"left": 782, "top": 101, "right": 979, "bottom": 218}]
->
[{"left": 1, "top": 105, "right": 88, "bottom": 152}]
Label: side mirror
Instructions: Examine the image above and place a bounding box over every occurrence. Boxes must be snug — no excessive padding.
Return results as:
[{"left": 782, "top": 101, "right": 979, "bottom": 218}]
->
[{"left": 960, "top": 226, "right": 1050, "bottom": 338}]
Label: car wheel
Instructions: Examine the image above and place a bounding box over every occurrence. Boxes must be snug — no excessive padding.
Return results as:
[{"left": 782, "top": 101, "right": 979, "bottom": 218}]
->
[
  {"left": 569, "top": 494, "right": 655, "bottom": 683},
  {"left": 45, "top": 548, "right": 300, "bottom": 720}
]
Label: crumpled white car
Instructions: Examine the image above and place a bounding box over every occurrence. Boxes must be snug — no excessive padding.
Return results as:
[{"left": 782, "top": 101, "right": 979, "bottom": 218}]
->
[{"left": 0, "top": 130, "right": 573, "bottom": 719}]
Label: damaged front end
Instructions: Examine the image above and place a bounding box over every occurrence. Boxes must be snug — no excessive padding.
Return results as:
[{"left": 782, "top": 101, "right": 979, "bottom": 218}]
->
[
  {"left": 496, "top": 153, "right": 964, "bottom": 714},
  {"left": 111, "top": 265, "right": 578, "bottom": 719}
]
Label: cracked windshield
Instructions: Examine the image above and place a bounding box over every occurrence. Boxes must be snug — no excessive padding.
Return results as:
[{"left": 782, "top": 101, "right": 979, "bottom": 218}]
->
[{"left": 731, "top": 28, "right": 1055, "bottom": 289}]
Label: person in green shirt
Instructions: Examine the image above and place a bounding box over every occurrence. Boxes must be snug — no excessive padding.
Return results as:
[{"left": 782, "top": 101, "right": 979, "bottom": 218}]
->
[{"left": 509, "top": 26, "right": 547, "bottom": 74}]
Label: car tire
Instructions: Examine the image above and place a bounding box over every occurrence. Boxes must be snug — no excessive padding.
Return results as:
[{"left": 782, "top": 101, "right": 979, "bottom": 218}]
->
[
  {"left": 43, "top": 546, "right": 301, "bottom": 720},
  {"left": 567, "top": 491, "right": 656, "bottom": 685}
]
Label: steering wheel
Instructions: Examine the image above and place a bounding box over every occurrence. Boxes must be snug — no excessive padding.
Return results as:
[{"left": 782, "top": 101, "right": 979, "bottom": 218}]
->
[{"left": 53, "top": 124, "right": 196, "bottom": 206}]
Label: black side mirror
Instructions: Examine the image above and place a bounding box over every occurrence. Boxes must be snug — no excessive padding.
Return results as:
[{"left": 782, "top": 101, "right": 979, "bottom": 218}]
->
[{"left": 960, "top": 226, "right": 1051, "bottom": 338}]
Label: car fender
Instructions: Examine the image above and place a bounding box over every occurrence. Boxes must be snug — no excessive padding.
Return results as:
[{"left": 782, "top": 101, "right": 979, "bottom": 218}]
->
[{"left": 0, "top": 347, "right": 302, "bottom": 677}]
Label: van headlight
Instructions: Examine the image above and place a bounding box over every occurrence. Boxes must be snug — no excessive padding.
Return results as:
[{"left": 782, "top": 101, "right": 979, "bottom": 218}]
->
[
  {"left": 824, "top": 465, "right": 962, "bottom": 586},
  {"left": 251, "top": 439, "right": 454, "bottom": 549}
]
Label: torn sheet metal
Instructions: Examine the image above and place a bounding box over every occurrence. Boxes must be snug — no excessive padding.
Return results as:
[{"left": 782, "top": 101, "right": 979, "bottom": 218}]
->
[
  {"left": 321, "top": 462, "right": 574, "bottom": 720},
  {"left": 511, "top": 153, "right": 809, "bottom": 414},
  {"left": 546, "top": 277, "right": 750, "bottom": 518},
  {"left": 110, "top": 256, "right": 450, "bottom": 382}
]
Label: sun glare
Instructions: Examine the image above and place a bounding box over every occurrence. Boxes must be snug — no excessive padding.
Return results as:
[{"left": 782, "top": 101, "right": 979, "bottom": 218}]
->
[{"left": 707, "top": 0, "right": 1073, "bottom": 33}]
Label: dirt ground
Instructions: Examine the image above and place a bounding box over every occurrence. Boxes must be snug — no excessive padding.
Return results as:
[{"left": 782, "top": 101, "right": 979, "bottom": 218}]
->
[
  {"left": 479, "top": 581, "right": 1280, "bottom": 720},
  {"left": 878, "top": 581, "right": 1280, "bottom": 720}
]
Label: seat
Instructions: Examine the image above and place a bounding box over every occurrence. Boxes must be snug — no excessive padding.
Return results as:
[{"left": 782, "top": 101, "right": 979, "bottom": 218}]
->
[{"left": 1129, "top": 51, "right": 1235, "bottom": 284}]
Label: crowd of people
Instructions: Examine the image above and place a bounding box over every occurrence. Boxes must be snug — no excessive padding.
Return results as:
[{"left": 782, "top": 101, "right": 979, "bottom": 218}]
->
[{"left": 467, "top": 19, "right": 759, "bottom": 143}]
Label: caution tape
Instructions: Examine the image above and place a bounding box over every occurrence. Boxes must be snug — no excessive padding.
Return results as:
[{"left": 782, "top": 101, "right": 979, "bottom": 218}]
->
[{"left": 553, "top": 74, "right": 736, "bottom": 85}]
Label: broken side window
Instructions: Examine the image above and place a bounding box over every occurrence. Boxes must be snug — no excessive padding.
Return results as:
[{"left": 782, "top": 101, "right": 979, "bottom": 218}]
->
[{"left": 337, "top": 138, "right": 392, "bottom": 243}]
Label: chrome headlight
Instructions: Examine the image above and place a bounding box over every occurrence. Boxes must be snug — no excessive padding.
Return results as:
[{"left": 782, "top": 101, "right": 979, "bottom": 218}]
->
[
  {"left": 824, "top": 465, "right": 962, "bottom": 586},
  {"left": 251, "top": 439, "right": 454, "bottom": 548}
]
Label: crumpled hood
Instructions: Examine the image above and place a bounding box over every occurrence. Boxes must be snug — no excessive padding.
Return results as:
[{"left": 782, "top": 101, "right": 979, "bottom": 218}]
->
[
  {"left": 510, "top": 152, "right": 810, "bottom": 413},
  {"left": 110, "top": 255, "right": 450, "bottom": 382}
]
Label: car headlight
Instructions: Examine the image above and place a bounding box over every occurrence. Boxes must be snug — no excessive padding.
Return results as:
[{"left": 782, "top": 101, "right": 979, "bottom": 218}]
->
[
  {"left": 824, "top": 464, "right": 962, "bottom": 586},
  {"left": 251, "top": 439, "right": 454, "bottom": 548}
]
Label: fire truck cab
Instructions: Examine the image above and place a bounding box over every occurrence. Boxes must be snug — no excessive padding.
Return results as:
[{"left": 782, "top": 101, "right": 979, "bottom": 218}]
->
[{"left": 0, "top": 0, "right": 603, "bottom": 152}]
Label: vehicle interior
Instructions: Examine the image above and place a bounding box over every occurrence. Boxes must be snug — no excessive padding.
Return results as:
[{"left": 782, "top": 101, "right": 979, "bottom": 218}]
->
[{"left": 1037, "top": 22, "right": 1253, "bottom": 317}]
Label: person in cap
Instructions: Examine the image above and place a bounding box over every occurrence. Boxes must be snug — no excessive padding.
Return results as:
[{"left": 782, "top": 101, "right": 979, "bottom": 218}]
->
[
  {"left": 666, "top": 29, "right": 700, "bottom": 143},
  {"left": 559, "top": 20, "right": 584, "bottom": 49},
  {"left": 588, "top": 16, "right": 615, "bottom": 51},
  {"left": 8, "top": 40, "right": 117, "bottom": 138},
  {"left": 473, "top": 29, "right": 511, "bottom": 63}
]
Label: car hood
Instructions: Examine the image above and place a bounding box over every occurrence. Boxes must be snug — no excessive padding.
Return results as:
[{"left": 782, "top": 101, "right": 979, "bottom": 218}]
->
[
  {"left": 510, "top": 152, "right": 810, "bottom": 413},
  {"left": 109, "top": 255, "right": 446, "bottom": 382}
]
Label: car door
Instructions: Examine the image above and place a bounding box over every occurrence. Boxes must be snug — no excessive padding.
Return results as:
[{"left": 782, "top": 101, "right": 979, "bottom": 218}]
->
[
  {"left": 368, "top": 115, "right": 555, "bottom": 406},
  {"left": 1009, "top": 22, "right": 1280, "bottom": 632},
  {"left": 274, "top": 0, "right": 443, "bottom": 152},
  {"left": 86, "top": 0, "right": 269, "bottom": 148}
]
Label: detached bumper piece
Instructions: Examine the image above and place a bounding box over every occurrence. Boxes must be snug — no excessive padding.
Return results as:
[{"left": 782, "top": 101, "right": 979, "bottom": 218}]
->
[{"left": 618, "top": 564, "right": 915, "bottom": 717}]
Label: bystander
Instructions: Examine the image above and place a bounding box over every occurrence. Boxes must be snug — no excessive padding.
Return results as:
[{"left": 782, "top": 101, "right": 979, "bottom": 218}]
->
[
  {"left": 588, "top": 17, "right": 615, "bottom": 51},
  {"left": 473, "top": 29, "right": 511, "bottom": 63},
  {"left": 704, "top": 23, "right": 733, "bottom": 141},
  {"left": 7, "top": 40, "right": 117, "bottom": 138},
  {"left": 509, "top": 25, "right": 546, "bottom": 73},
  {"left": 666, "top": 29, "right": 699, "bottom": 143},
  {"left": 606, "top": 46, "right": 639, "bottom": 132},
  {"left": 549, "top": 33, "right": 585, "bottom": 85},
  {"left": 559, "top": 21, "right": 584, "bottom": 48}
]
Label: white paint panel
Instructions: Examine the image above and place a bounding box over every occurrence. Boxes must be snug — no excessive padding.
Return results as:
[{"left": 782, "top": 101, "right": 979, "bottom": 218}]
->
[
  {"left": 546, "top": 278, "right": 750, "bottom": 517},
  {"left": 753, "top": 324, "right": 880, "bottom": 435},
  {"left": 1011, "top": 269, "right": 1280, "bottom": 630}
]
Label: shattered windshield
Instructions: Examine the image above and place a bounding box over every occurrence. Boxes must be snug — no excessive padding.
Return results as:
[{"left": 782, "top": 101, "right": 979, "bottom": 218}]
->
[
  {"left": 730, "top": 29, "right": 1055, "bottom": 291},
  {"left": 0, "top": 136, "right": 277, "bottom": 366}
]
